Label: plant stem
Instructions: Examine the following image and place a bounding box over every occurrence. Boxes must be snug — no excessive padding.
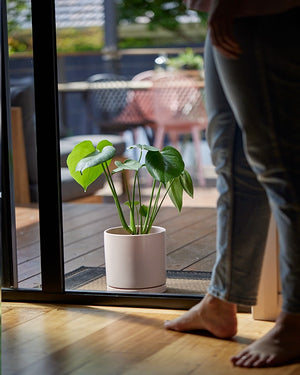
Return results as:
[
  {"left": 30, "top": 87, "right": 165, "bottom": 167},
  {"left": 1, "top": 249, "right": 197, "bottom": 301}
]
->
[
  {"left": 123, "top": 170, "right": 131, "bottom": 207},
  {"left": 103, "top": 162, "right": 132, "bottom": 234},
  {"left": 137, "top": 171, "right": 143, "bottom": 232},
  {"left": 136, "top": 149, "right": 144, "bottom": 234},
  {"left": 144, "top": 179, "right": 176, "bottom": 233},
  {"left": 145, "top": 182, "right": 162, "bottom": 233},
  {"left": 122, "top": 170, "right": 137, "bottom": 234},
  {"left": 142, "top": 179, "right": 156, "bottom": 233},
  {"left": 130, "top": 170, "right": 139, "bottom": 234},
  {"left": 157, "top": 178, "right": 174, "bottom": 214}
]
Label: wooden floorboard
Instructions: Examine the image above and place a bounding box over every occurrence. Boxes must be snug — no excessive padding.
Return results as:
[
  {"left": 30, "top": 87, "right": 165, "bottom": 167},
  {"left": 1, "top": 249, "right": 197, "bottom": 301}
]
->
[
  {"left": 15, "top": 204, "right": 217, "bottom": 290},
  {"left": 2, "top": 302, "right": 300, "bottom": 375}
]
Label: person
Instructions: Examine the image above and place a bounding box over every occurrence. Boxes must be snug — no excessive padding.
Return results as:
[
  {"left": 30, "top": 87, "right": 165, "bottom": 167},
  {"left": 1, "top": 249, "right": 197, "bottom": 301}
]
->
[{"left": 164, "top": 0, "right": 300, "bottom": 368}]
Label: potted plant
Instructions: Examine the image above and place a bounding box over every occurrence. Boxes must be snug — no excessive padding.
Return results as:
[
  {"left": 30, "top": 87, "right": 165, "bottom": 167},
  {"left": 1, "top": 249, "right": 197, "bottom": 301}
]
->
[
  {"left": 67, "top": 140, "right": 193, "bottom": 292},
  {"left": 166, "top": 48, "right": 204, "bottom": 79}
]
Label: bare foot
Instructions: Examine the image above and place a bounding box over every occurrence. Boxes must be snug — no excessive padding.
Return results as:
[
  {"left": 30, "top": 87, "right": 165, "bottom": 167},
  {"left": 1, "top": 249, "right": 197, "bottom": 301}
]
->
[
  {"left": 231, "top": 311, "right": 300, "bottom": 368},
  {"left": 164, "top": 294, "right": 238, "bottom": 339}
]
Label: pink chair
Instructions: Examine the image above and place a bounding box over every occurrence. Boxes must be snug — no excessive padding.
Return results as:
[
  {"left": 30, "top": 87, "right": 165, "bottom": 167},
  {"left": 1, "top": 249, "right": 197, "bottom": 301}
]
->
[
  {"left": 130, "top": 70, "right": 157, "bottom": 144},
  {"left": 152, "top": 72, "right": 208, "bottom": 186},
  {"left": 131, "top": 70, "right": 155, "bottom": 123},
  {"left": 111, "top": 70, "right": 156, "bottom": 144}
]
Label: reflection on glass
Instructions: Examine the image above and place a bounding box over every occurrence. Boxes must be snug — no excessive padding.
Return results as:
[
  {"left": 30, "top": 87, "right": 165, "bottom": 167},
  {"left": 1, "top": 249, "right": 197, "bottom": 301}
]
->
[{"left": 8, "top": 0, "right": 42, "bottom": 289}]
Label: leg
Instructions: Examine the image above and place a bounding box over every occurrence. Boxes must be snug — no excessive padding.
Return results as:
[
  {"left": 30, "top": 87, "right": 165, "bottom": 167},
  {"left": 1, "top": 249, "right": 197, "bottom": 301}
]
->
[
  {"left": 168, "top": 131, "right": 179, "bottom": 149},
  {"left": 153, "top": 126, "right": 165, "bottom": 150},
  {"left": 165, "top": 34, "right": 270, "bottom": 335},
  {"left": 214, "top": 9, "right": 300, "bottom": 367},
  {"left": 206, "top": 30, "right": 270, "bottom": 307}
]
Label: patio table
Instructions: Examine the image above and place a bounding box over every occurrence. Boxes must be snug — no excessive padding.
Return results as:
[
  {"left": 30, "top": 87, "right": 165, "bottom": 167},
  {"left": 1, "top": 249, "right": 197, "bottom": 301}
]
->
[{"left": 57, "top": 79, "right": 205, "bottom": 133}]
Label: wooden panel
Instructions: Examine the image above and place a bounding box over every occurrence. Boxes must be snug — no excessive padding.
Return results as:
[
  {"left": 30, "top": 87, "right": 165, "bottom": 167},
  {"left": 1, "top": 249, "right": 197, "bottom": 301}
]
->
[
  {"left": 11, "top": 107, "right": 30, "bottom": 204},
  {"left": 252, "top": 216, "right": 281, "bottom": 321}
]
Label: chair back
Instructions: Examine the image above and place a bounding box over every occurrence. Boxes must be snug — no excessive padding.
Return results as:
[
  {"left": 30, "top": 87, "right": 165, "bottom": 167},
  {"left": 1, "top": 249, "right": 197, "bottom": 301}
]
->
[
  {"left": 152, "top": 72, "right": 207, "bottom": 127},
  {"left": 86, "top": 73, "right": 129, "bottom": 133},
  {"left": 131, "top": 70, "right": 155, "bottom": 123}
]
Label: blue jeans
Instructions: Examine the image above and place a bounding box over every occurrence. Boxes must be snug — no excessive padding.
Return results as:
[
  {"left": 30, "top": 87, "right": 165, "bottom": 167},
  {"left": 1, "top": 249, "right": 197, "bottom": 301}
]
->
[{"left": 205, "top": 8, "right": 300, "bottom": 313}]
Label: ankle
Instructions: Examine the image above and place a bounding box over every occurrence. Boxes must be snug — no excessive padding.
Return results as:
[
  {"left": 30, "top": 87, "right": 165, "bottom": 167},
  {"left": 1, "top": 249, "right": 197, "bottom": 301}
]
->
[
  {"left": 203, "top": 294, "right": 238, "bottom": 338},
  {"left": 206, "top": 294, "right": 237, "bottom": 313},
  {"left": 276, "top": 310, "right": 300, "bottom": 329}
]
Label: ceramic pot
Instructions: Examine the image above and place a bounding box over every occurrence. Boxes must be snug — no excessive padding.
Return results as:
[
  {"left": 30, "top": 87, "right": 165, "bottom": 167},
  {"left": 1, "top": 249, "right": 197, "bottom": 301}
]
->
[
  {"left": 104, "top": 226, "right": 166, "bottom": 293},
  {"left": 169, "top": 69, "right": 204, "bottom": 80}
]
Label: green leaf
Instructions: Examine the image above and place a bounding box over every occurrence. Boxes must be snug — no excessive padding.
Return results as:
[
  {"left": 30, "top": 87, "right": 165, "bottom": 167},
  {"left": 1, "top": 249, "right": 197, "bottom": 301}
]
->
[
  {"left": 145, "top": 146, "right": 185, "bottom": 184},
  {"left": 180, "top": 170, "right": 194, "bottom": 198},
  {"left": 66, "top": 140, "right": 115, "bottom": 191},
  {"left": 128, "top": 144, "right": 159, "bottom": 152},
  {"left": 167, "top": 177, "right": 183, "bottom": 212},
  {"left": 112, "top": 159, "right": 142, "bottom": 174},
  {"left": 76, "top": 145, "right": 116, "bottom": 173},
  {"left": 139, "top": 204, "right": 148, "bottom": 217},
  {"left": 96, "top": 139, "right": 114, "bottom": 152},
  {"left": 67, "top": 141, "right": 100, "bottom": 191},
  {"left": 124, "top": 200, "right": 140, "bottom": 207}
]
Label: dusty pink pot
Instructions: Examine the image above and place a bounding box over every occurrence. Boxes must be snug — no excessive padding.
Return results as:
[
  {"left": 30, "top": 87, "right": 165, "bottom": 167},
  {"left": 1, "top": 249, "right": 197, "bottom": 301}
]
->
[{"left": 104, "top": 226, "right": 166, "bottom": 293}]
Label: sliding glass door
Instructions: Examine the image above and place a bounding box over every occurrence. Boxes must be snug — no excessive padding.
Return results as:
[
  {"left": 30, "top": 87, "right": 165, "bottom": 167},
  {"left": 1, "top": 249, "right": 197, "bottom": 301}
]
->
[{"left": 2, "top": 0, "right": 209, "bottom": 309}]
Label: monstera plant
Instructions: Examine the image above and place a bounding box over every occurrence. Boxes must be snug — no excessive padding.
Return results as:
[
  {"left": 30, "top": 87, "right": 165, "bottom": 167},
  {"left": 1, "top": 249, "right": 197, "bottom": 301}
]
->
[{"left": 67, "top": 140, "right": 194, "bottom": 235}]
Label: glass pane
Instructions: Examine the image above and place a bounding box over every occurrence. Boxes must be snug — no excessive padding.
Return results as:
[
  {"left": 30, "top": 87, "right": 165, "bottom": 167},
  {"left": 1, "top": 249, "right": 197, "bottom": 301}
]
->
[
  {"left": 7, "top": 0, "right": 42, "bottom": 289},
  {"left": 55, "top": 1, "right": 216, "bottom": 295}
]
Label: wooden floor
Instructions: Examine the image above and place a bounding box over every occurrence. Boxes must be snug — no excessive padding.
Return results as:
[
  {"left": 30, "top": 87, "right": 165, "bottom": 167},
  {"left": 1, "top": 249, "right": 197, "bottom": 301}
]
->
[
  {"left": 2, "top": 302, "right": 300, "bottom": 375},
  {"left": 16, "top": 198, "right": 217, "bottom": 291}
]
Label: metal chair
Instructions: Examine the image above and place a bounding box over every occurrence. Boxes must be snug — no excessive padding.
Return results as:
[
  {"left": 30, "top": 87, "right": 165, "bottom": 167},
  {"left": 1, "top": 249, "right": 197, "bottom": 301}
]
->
[
  {"left": 86, "top": 73, "right": 128, "bottom": 133},
  {"left": 152, "top": 72, "right": 208, "bottom": 186},
  {"left": 86, "top": 73, "right": 146, "bottom": 141}
]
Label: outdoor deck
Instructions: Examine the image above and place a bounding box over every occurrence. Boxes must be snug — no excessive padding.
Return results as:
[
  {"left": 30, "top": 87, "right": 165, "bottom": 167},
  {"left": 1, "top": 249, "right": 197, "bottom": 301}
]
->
[{"left": 16, "top": 195, "right": 217, "bottom": 294}]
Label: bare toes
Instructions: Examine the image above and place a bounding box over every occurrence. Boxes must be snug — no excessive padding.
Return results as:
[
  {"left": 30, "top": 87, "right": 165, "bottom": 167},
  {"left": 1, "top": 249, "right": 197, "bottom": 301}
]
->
[
  {"left": 252, "top": 354, "right": 273, "bottom": 368},
  {"left": 231, "top": 351, "right": 248, "bottom": 366},
  {"left": 164, "top": 319, "right": 180, "bottom": 331},
  {"left": 243, "top": 354, "right": 262, "bottom": 368},
  {"left": 232, "top": 353, "right": 251, "bottom": 367}
]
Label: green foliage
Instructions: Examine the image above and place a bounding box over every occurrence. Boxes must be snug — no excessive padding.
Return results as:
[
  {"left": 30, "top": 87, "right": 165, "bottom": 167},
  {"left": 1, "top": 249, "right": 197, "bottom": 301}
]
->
[
  {"left": 7, "top": 0, "right": 31, "bottom": 35},
  {"left": 56, "top": 27, "right": 103, "bottom": 53},
  {"left": 8, "top": 27, "right": 104, "bottom": 55},
  {"left": 67, "top": 140, "right": 114, "bottom": 191},
  {"left": 167, "top": 48, "right": 204, "bottom": 70},
  {"left": 117, "top": 0, "right": 207, "bottom": 46},
  {"left": 67, "top": 141, "right": 194, "bottom": 234},
  {"left": 145, "top": 146, "right": 185, "bottom": 184},
  {"left": 7, "top": 0, "right": 207, "bottom": 54},
  {"left": 118, "top": 37, "right": 159, "bottom": 49},
  {"left": 8, "top": 30, "right": 32, "bottom": 54},
  {"left": 7, "top": 0, "right": 32, "bottom": 54},
  {"left": 118, "top": 0, "right": 189, "bottom": 30}
]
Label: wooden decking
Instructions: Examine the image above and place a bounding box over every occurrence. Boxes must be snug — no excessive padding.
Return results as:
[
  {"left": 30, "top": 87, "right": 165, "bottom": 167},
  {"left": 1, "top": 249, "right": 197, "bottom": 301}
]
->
[
  {"left": 3, "top": 302, "right": 300, "bottom": 375},
  {"left": 16, "top": 202, "right": 217, "bottom": 291}
]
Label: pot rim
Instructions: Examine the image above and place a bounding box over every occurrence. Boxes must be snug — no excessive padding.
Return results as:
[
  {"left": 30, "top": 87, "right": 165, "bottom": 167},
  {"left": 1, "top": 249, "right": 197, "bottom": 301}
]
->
[{"left": 104, "top": 226, "right": 166, "bottom": 237}]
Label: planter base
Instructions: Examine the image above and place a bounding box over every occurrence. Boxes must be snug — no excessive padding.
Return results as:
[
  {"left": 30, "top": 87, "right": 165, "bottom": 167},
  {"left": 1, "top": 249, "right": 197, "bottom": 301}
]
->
[
  {"left": 104, "top": 226, "right": 167, "bottom": 293},
  {"left": 107, "top": 283, "right": 167, "bottom": 293}
]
